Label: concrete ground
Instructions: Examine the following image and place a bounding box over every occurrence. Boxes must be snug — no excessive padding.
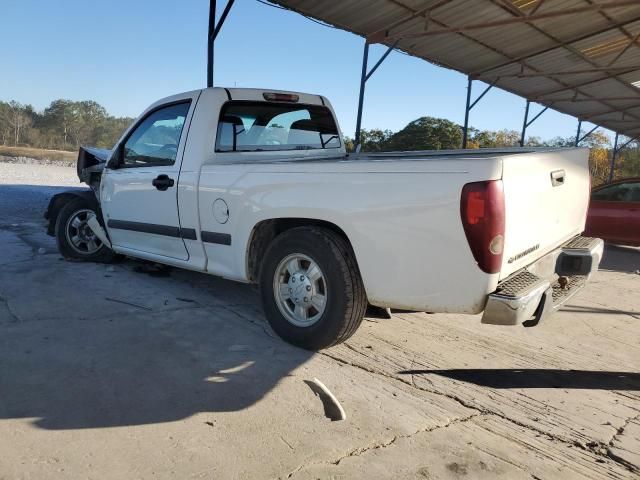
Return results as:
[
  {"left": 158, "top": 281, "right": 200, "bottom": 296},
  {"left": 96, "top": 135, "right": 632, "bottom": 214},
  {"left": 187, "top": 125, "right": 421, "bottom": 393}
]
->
[{"left": 0, "top": 163, "right": 639, "bottom": 480}]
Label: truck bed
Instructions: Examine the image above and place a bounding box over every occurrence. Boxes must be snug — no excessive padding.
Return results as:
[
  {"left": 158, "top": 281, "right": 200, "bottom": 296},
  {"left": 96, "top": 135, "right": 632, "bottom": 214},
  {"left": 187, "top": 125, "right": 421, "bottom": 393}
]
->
[{"left": 356, "top": 147, "right": 591, "bottom": 280}]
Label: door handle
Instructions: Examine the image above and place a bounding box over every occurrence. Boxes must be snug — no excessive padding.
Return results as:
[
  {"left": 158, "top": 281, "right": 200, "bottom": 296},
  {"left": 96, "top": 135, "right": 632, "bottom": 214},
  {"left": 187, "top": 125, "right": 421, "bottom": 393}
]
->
[
  {"left": 152, "top": 174, "right": 174, "bottom": 191},
  {"left": 550, "top": 170, "right": 565, "bottom": 187}
]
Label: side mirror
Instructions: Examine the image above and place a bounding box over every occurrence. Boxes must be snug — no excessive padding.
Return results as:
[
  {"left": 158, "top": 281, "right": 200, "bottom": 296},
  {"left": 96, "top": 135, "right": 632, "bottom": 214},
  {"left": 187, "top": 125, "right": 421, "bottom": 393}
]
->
[{"left": 107, "top": 145, "right": 123, "bottom": 169}]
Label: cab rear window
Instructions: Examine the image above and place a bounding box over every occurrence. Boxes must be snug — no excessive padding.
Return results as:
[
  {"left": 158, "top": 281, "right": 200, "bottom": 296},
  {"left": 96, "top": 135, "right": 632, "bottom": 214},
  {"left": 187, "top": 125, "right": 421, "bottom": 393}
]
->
[{"left": 215, "top": 101, "right": 341, "bottom": 152}]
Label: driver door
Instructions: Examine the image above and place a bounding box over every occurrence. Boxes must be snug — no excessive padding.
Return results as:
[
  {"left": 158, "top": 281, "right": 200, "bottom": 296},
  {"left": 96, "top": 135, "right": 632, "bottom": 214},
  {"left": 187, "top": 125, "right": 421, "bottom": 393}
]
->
[{"left": 101, "top": 99, "right": 194, "bottom": 260}]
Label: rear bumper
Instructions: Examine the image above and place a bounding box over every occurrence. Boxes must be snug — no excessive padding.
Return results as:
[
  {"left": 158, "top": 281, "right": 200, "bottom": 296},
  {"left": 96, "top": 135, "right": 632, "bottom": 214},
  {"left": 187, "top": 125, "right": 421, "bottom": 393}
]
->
[{"left": 481, "top": 236, "right": 604, "bottom": 326}]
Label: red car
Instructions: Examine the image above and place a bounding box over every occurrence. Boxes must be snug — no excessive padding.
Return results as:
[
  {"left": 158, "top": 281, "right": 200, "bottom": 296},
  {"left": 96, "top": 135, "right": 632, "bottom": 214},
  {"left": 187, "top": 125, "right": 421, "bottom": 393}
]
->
[{"left": 584, "top": 177, "right": 640, "bottom": 246}]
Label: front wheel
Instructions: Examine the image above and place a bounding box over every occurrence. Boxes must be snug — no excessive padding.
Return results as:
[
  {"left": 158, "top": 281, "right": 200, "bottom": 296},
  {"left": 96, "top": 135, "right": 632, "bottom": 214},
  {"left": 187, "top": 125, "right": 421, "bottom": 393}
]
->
[
  {"left": 259, "top": 227, "right": 367, "bottom": 350},
  {"left": 55, "top": 197, "right": 117, "bottom": 263}
]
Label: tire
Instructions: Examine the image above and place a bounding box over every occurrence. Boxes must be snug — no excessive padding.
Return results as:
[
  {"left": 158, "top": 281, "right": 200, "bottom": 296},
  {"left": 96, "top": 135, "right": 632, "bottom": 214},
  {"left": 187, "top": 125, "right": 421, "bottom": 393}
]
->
[
  {"left": 259, "top": 226, "right": 367, "bottom": 350},
  {"left": 55, "top": 197, "right": 118, "bottom": 263}
]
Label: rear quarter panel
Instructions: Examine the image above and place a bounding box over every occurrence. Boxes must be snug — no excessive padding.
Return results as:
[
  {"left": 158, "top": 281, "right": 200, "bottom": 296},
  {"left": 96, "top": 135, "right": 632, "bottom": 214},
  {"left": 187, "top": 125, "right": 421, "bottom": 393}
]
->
[{"left": 198, "top": 158, "right": 503, "bottom": 313}]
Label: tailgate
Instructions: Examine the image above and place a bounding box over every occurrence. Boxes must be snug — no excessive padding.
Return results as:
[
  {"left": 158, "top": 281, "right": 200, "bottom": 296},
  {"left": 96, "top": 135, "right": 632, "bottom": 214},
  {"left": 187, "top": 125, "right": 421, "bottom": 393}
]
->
[{"left": 500, "top": 148, "right": 590, "bottom": 279}]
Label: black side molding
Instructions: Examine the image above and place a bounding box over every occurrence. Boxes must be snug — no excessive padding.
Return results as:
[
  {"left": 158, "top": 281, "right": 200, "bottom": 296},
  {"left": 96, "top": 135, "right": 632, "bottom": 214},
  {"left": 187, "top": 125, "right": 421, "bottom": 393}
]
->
[
  {"left": 180, "top": 228, "right": 197, "bottom": 240},
  {"left": 107, "top": 219, "right": 230, "bottom": 245},
  {"left": 201, "top": 231, "right": 232, "bottom": 245},
  {"left": 107, "top": 219, "right": 181, "bottom": 238}
]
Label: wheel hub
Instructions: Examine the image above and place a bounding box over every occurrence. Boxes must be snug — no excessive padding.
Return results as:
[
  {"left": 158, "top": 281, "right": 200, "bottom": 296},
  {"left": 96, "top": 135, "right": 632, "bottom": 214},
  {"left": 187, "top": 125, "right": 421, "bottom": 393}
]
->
[
  {"left": 273, "top": 253, "right": 327, "bottom": 327},
  {"left": 65, "top": 209, "right": 102, "bottom": 255},
  {"left": 289, "top": 272, "right": 314, "bottom": 306},
  {"left": 79, "top": 223, "right": 95, "bottom": 241}
]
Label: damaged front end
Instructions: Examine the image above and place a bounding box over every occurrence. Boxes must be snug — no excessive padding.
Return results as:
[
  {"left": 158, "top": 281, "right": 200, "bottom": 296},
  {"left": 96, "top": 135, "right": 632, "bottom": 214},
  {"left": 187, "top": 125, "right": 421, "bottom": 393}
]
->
[
  {"left": 44, "top": 146, "right": 111, "bottom": 236},
  {"left": 77, "top": 146, "right": 111, "bottom": 193}
]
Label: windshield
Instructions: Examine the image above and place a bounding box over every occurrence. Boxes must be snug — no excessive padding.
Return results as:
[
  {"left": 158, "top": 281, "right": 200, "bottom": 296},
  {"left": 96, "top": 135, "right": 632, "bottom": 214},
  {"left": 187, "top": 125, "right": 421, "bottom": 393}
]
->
[{"left": 215, "top": 101, "right": 341, "bottom": 152}]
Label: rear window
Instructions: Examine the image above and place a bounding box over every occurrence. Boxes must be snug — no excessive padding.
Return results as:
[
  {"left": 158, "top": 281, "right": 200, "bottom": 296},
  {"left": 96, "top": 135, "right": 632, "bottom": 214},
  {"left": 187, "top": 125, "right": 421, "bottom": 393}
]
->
[{"left": 215, "top": 101, "right": 341, "bottom": 152}]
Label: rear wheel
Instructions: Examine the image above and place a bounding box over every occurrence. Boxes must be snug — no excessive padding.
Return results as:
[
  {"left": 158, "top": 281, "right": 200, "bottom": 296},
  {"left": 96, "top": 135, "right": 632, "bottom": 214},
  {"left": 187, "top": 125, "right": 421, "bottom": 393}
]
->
[
  {"left": 55, "top": 197, "right": 117, "bottom": 263},
  {"left": 259, "top": 227, "right": 367, "bottom": 350}
]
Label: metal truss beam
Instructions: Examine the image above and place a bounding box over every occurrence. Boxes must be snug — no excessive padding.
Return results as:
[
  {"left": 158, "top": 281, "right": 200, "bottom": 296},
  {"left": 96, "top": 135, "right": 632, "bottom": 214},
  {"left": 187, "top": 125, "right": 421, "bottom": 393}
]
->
[
  {"left": 354, "top": 40, "right": 398, "bottom": 151},
  {"left": 207, "top": 0, "right": 236, "bottom": 88},
  {"left": 520, "top": 100, "right": 549, "bottom": 147},
  {"left": 609, "top": 133, "right": 639, "bottom": 181},
  {"left": 369, "top": 1, "right": 638, "bottom": 43},
  {"left": 462, "top": 77, "right": 494, "bottom": 148},
  {"left": 574, "top": 121, "right": 599, "bottom": 146}
]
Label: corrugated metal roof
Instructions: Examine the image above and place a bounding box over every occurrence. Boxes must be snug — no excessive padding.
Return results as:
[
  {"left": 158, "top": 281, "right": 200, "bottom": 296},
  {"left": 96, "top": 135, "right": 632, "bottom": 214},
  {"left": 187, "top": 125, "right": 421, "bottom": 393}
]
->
[{"left": 271, "top": 0, "right": 640, "bottom": 138}]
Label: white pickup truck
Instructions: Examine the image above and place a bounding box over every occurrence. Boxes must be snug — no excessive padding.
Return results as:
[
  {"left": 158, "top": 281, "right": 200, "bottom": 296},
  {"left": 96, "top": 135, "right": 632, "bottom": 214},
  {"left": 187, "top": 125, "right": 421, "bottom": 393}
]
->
[{"left": 45, "top": 87, "right": 603, "bottom": 349}]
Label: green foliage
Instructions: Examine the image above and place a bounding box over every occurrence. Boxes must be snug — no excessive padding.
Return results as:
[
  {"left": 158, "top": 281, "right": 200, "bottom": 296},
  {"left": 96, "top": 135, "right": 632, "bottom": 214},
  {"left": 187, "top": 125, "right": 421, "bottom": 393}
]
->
[
  {"left": 466, "top": 128, "right": 520, "bottom": 148},
  {"left": 343, "top": 128, "right": 393, "bottom": 153},
  {"left": 344, "top": 119, "right": 461, "bottom": 153},
  {"left": 385, "top": 117, "right": 462, "bottom": 151},
  {"left": 0, "top": 98, "right": 133, "bottom": 151},
  {"left": 345, "top": 117, "right": 638, "bottom": 182}
]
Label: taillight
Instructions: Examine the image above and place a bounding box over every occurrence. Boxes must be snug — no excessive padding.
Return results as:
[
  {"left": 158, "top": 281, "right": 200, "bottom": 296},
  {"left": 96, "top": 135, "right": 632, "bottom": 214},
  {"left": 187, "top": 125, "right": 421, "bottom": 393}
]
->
[{"left": 460, "top": 180, "right": 505, "bottom": 274}]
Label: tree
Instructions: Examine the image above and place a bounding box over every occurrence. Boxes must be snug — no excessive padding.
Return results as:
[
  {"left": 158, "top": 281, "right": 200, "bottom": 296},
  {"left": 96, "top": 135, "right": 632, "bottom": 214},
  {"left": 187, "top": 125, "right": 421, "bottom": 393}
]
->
[
  {"left": 42, "top": 99, "right": 75, "bottom": 148},
  {"left": 0, "top": 102, "right": 12, "bottom": 145},
  {"left": 343, "top": 129, "right": 393, "bottom": 152},
  {"left": 469, "top": 128, "right": 521, "bottom": 148},
  {"left": 69, "top": 100, "right": 108, "bottom": 147},
  {"left": 360, "top": 128, "right": 393, "bottom": 152},
  {"left": 6, "top": 101, "right": 33, "bottom": 146},
  {"left": 385, "top": 117, "right": 462, "bottom": 151}
]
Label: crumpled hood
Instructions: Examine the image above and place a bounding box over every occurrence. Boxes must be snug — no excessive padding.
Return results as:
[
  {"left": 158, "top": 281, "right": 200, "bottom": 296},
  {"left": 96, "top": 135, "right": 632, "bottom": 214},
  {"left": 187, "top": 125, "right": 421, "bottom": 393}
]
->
[{"left": 77, "top": 146, "right": 112, "bottom": 184}]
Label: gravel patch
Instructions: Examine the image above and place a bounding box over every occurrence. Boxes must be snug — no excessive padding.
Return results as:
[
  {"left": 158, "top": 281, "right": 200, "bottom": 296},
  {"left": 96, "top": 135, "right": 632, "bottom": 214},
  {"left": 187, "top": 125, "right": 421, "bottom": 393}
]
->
[
  {"left": 0, "top": 161, "right": 79, "bottom": 187},
  {"left": 0, "top": 162, "right": 83, "bottom": 224}
]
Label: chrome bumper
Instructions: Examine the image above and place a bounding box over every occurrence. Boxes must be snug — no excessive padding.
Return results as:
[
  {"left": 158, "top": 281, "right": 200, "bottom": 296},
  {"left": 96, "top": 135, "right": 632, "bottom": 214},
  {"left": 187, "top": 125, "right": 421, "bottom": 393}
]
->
[{"left": 482, "top": 236, "right": 604, "bottom": 326}]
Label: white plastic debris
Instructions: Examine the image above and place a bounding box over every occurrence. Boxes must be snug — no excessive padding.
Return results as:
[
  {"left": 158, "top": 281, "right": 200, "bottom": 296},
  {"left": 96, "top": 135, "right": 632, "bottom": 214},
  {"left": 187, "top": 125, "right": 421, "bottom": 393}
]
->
[
  {"left": 312, "top": 377, "right": 347, "bottom": 421},
  {"left": 37, "top": 247, "right": 46, "bottom": 254}
]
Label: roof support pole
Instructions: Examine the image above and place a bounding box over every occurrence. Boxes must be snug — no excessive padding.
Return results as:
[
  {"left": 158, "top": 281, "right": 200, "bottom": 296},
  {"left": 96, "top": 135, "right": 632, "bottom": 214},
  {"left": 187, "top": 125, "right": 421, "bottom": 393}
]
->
[
  {"left": 354, "top": 42, "right": 369, "bottom": 152},
  {"left": 577, "top": 125, "right": 599, "bottom": 145},
  {"left": 608, "top": 134, "right": 638, "bottom": 182},
  {"left": 207, "top": 0, "right": 235, "bottom": 88},
  {"left": 207, "top": 0, "right": 216, "bottom": 88},
  {"left": 609, "top": 133, "right": 619, "bottom": 183},
  {"left": 520, "top": 101, "right": 549, "bottom": 147},
  {"left": 462, "top": 78, "right": 494, "bottom": 148},
  {"left": 520, "top": 100, "right": 530, "bottom": 147},
  {"left": 462, "top": 77, "right": 472, "bottom": 149},
  {"left": 575, "top": 120, "right": 582, "bottom": 146},
  {"left": 354, "top": 40, "right": 398, "bottom": 152}
]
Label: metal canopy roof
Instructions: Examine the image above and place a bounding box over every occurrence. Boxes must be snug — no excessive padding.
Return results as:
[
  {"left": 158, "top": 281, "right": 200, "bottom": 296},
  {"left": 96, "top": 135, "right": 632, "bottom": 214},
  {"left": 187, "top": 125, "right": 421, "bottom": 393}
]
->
[{"left": 270, "top": 0, "right": 640, "bottom": 139}]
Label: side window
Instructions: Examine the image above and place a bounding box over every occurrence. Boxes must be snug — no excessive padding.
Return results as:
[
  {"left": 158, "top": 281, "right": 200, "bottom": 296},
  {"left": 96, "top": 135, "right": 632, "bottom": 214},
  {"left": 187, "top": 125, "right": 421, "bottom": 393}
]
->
[
  {"left": 629, "top": 183, "right": 640, "bottom": 202},
  {"left": 592, "top": 183, "right": 633, "bottom": 202},
  {"left": 122, "top": 102, "right": 190, "bottom": 167}
]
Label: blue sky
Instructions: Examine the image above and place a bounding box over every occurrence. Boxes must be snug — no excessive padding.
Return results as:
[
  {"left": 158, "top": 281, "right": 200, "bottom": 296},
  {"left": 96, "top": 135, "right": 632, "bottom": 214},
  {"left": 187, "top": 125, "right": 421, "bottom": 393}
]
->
[{"left": 1, "top": 0, "right": 605, "bottom": 142}]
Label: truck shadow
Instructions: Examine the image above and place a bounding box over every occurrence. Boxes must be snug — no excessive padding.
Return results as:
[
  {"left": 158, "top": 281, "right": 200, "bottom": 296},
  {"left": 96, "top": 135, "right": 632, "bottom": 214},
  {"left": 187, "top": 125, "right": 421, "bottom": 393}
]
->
[
  {"left": 397, "top": 369, "right": 640, "bottom": 390},
  {"left": 0, "top": 184, "right": 316, "bottom": 430},
  {"left": 600, "top": 243, "right": 640, "bottom": 273},
  {"left": 0, "top": 284, "right": 315, "bottom": 430},
  {"left": 0, "top": 274, "right": 315, "bottom": 431}
]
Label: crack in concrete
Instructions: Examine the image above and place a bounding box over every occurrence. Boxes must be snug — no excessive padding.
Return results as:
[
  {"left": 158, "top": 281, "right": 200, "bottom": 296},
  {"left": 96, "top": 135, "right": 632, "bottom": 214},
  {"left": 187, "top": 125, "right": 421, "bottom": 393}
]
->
[
  {"left": 0, "top": 257, "right": 36, "bottom": 268},
  {"left": 609, "top": 413, "right": 640, "bottom": 447},
  {"left": 283, "top": 413, "right": 481, "bottom": 479},
  {"left": 333, "top": 414, "right": 481, "bottom": 466},
  {"left": 321, "top": 345, "right": 640, "bottom": 474},
  {"left": 0, "top": 294, "right": 22, "bottom": 323}
]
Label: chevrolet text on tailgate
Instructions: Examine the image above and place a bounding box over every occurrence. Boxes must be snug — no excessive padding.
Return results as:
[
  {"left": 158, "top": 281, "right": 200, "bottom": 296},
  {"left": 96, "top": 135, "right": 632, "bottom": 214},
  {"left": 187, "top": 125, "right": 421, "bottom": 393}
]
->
[{"left": 45, "top": 88, "right": 604, "bottom": 350}]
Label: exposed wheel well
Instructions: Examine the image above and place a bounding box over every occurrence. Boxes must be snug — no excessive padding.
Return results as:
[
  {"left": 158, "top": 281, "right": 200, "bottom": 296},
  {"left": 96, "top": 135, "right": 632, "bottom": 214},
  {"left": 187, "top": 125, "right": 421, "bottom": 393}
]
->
[
  {"left": 44, "top": 190, "right": 98, "bottom": 236},
  {"left": 246, "top": 218, "right": 356, "bottom": 283}
]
